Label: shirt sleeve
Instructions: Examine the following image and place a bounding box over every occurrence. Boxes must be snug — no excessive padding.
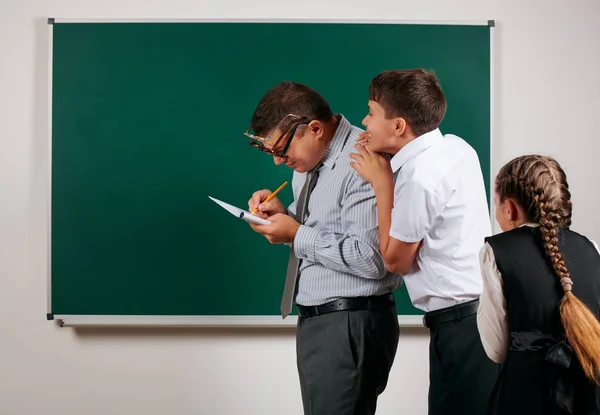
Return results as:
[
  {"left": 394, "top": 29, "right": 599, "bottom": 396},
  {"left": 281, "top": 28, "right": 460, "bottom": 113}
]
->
[
  {"left": 389, "top": 179, "right": 445, "bottom": 243},
  {"left": 591, "top": 240, "right": 600, "bottom": 255},
  {"left": 293, "top": 171, "right": 387, "bottom": 280},
  {"left": 477, "top": 242, "right": 509, "bottom": 363}
]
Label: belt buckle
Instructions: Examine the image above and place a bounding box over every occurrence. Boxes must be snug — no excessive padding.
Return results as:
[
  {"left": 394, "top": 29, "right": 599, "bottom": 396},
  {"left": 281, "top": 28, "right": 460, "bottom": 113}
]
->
[{"left": 422, "top": 315, "right": 428, "bottom": 328}]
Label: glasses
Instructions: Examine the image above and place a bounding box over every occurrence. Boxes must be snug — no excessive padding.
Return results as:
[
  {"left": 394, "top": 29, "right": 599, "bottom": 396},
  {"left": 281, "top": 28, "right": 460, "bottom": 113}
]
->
[{"left": 244, "top": 114, "right": 310, "bottom": 158}]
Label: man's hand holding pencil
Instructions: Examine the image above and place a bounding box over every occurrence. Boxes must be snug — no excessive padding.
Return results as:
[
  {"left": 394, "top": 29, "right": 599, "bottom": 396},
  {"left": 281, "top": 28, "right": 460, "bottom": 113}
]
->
[
  {"left": 247, "top": 181, "right": 288, "bottom": 220},
  {"left": 247, "top": 181, "right": 300, "bottom": 244}
]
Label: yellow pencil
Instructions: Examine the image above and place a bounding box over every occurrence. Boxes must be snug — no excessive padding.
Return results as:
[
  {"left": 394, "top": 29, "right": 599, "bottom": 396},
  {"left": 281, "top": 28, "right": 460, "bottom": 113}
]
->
[{"left": 252, "top": 181, "right": 288, "bottom": 214}]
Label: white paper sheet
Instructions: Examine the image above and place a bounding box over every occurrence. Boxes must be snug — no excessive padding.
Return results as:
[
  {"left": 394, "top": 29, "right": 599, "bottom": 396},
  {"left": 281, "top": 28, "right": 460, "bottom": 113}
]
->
[{"left": 208, "top": 196, "right": 272, "bottom": 225}]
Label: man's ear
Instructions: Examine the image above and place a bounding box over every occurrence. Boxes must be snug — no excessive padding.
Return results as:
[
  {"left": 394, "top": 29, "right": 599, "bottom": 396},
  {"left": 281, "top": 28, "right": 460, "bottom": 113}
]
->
[
  {"left": 394, "top": 117, "right": 408, "bottom": 137},
  {"left": 306, "top": 120, "right": 325, "bottom": 139}
]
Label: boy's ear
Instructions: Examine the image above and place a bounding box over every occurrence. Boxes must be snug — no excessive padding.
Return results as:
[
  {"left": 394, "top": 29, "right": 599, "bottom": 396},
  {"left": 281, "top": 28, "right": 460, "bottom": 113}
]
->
[{"left": 394, "top": 118, "right": 408, "bottom": 137}]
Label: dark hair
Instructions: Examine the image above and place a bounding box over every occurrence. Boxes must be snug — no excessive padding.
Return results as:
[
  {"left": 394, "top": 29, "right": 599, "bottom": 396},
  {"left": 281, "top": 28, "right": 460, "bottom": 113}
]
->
[
  {"left": 496, "top": 154, "right": 600, "bottom": 384},
  {"left": 369, "top": 69, "right": 446, "bottom": 136},
  {"left": 250, "top": 81, "right": 334, "bottom": 136}
]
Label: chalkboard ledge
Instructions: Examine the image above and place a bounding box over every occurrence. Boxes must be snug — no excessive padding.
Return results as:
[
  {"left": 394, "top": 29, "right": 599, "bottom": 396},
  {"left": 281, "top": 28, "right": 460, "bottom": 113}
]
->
[{"left": 53, "top": 315, "right": 425, "bottom": 328}]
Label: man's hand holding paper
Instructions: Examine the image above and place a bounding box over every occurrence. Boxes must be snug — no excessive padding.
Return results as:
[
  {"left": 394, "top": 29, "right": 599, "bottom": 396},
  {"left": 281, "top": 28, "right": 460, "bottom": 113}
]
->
[{"left": 249, "top": 213, "right": 300, "bottom": 244}]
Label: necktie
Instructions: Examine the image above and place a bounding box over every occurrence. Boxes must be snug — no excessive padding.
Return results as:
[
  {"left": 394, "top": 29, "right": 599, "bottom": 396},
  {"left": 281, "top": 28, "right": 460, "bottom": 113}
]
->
[{"left": 280, "top": 165, "right": 321, "bottom": 318}]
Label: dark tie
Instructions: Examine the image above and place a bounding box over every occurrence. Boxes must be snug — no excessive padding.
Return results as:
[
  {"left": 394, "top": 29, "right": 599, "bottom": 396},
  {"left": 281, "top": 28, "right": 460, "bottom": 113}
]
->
[{"left": 280, "top": 165, "right": 321, "bottom": 318}]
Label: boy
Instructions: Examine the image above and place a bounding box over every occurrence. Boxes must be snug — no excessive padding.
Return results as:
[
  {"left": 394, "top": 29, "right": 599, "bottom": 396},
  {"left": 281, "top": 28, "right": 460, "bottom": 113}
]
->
[{"left": 349, "top": 69, "right": 498, "bottom": 414}]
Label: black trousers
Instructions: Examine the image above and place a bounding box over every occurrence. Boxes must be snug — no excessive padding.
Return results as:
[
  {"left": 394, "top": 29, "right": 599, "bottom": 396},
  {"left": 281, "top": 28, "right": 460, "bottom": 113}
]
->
[
  {"left": 428, "top": 312, "right": 500, "bottom": 415},
  {"left": 296, "top": 305, "right": 399, "bottom": 415}
]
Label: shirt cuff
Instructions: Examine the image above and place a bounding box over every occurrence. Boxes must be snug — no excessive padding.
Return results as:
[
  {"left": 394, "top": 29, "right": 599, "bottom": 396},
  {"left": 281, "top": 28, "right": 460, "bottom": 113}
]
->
[{"left": 293, "top": 225, "right": 319, "bottom": 262}]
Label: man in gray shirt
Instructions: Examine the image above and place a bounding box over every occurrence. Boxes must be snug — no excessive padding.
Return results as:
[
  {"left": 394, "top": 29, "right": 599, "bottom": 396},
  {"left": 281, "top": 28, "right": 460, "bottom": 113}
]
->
[{"left": 245, "top": 81, "right": 402, "bottom": 415}]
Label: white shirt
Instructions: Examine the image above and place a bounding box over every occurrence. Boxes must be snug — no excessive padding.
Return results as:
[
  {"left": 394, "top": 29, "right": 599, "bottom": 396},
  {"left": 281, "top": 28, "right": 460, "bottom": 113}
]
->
[
  {"left": 390, "top": 128, "right": 492, "bottom": 312},
  {"left": 477, "top": 223, "right": 600, "bottom": 363}
]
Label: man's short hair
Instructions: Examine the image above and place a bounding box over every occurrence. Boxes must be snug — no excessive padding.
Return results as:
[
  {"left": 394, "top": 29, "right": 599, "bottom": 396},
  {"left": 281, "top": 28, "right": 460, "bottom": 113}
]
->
[
  {"left": 250, "top": 81, "right": 334, "bottom": 136},
  {"left": 369, "top": 69, "right": 447, "bottom": 137}
]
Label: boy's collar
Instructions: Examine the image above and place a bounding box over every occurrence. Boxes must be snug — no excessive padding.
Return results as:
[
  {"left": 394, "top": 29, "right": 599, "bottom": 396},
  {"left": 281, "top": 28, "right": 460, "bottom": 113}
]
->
[{"left": 390, "top": 128, "right": 444, "bottom": 173}]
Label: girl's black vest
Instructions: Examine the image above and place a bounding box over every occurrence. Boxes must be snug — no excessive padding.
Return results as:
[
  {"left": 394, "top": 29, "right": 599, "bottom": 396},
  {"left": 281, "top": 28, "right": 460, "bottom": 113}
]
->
[{"left": 485, "top": 226, "right": 600, "bottom": 415}]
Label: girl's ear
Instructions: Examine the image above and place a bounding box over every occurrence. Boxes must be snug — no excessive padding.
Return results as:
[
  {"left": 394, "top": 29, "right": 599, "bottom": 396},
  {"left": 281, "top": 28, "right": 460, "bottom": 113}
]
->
[{"left": 505, "top": 198, "right": 521, "bottom": 223}]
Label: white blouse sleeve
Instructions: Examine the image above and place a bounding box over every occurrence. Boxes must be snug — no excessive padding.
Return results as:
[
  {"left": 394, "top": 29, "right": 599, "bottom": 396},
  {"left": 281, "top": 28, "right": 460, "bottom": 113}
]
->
[
  {"left": 477, "top": 242, "right": 509, "bottom": 363},
  {"left": 592, "top": 240, "right": 600, "bottom": 255}
]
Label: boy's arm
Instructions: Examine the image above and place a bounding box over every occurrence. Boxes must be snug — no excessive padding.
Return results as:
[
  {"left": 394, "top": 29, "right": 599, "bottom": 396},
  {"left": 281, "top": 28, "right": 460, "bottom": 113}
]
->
[
  {"left": 385, "top": 178, "right": 445, "bottom": 274},
  {"left": 350, "top": 143, "right": 441, "bottom": 274},
  {"left": 372, "top": 178, "right": 420, "bottom": 274}
]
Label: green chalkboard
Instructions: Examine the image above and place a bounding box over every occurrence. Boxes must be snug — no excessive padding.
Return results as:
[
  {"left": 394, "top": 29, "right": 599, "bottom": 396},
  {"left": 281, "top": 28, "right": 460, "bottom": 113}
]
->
[{"left": 50, "top": 21, "right": 491, "bottom": 322}]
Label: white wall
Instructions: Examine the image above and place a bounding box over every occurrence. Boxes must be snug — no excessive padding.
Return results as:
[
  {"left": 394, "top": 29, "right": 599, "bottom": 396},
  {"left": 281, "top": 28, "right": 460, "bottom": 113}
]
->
[{"left": 1, "top": 0, "right": 599, "bottom": 414}]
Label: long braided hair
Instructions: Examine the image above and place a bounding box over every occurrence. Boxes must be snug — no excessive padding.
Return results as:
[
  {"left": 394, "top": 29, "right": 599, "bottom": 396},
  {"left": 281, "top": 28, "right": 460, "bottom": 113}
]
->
[{"left": 495, "top": 155, "right": 600, "bottom": 384}]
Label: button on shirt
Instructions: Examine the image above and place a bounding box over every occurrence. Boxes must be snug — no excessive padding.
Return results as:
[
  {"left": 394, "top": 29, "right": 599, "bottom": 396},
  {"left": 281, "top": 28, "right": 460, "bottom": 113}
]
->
[
  {"left": 289, "top": 115, "right": 402, "bottom": 307},
  {"left": 389, "top": 128, "right": 492, "bottom": 312}
]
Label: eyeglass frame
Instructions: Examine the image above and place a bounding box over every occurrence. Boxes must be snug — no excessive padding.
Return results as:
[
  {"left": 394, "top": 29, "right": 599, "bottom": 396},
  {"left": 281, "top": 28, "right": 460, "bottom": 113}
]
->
[{"left": 244, "top": 113, "right": 310, "bottom": 158}]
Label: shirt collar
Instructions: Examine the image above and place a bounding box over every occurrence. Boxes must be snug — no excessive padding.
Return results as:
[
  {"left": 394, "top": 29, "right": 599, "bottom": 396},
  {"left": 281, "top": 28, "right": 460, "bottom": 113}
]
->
[
  {"left": 520, "top": 222, "right": 540, "bottom": 228},
  {"left": 390, "top": 128, "right": 444, "bottom": 173},
  {"left": 321, "top": 114, "right": 352, "bottom": 168}
]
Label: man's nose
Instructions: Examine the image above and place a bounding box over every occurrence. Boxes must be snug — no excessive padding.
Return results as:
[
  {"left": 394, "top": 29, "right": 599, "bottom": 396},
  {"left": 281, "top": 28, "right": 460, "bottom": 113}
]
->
[{"left": 273, "top": 155, "right": 286, "bottom": 165}]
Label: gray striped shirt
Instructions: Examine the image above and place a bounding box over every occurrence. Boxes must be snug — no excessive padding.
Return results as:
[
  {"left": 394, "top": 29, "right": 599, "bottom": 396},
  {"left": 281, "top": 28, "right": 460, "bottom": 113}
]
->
[{"left": 289, "top": 115, "right": 403, "bottom": 306}]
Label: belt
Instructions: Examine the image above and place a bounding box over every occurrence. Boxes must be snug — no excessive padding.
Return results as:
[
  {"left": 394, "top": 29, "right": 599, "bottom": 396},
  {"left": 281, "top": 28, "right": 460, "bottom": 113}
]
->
[
  {"left": 296, "top": 293, "right": 395, "bottom": 318},
  {"left": 423, "top": 298, "right": 479, "bottom": 328}
]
